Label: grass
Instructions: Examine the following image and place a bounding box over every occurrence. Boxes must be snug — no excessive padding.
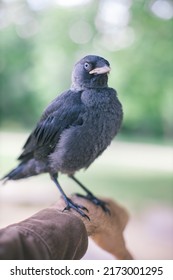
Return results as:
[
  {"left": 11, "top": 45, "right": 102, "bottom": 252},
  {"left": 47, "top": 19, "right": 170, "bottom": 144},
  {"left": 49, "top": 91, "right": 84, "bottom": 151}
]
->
[
  {"left": 74, "top": 169, "right": 173, "bottom": 208},
  {"left": 0, "top": 131, "right": 173, "bottom": 210}
]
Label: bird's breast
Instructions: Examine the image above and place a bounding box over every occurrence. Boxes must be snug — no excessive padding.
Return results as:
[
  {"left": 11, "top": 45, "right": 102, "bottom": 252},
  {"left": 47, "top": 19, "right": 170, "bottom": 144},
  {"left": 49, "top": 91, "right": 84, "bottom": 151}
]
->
[{"left": 49, "top": 88, "right": 123, "bottom": 174}]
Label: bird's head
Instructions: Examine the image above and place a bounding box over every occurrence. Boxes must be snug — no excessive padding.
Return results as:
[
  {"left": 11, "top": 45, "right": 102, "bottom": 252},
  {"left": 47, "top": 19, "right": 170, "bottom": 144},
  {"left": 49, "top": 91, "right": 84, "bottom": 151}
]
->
[{"left": 71, "top": 55, "right": 111, "bottom": 90}]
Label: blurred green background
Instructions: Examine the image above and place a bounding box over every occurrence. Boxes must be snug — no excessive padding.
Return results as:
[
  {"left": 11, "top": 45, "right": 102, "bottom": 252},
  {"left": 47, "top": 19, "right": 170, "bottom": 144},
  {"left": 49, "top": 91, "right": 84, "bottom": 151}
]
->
[{"left": 0, "top": 0, "right": 173, "bottom": 259}]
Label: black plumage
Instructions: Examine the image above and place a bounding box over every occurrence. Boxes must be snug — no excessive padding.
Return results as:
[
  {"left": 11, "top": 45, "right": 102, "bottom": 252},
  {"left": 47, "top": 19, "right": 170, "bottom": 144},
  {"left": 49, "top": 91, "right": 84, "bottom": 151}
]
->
[{"left": 3, "top": 55, "right": 123, "bottom": 218}]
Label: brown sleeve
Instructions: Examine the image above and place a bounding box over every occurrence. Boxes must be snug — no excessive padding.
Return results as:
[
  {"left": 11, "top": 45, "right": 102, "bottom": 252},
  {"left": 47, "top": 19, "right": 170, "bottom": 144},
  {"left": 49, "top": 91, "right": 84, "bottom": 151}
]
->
[{"left": 0, "top": 208, "right": 88, "bottom": 260}]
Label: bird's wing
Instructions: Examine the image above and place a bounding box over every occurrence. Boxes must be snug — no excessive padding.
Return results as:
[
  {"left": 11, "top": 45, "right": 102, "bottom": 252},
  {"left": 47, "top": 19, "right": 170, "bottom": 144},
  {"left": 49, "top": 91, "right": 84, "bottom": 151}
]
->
[{"left": 18, "top": 90, "right": 84, "bottom": 161}]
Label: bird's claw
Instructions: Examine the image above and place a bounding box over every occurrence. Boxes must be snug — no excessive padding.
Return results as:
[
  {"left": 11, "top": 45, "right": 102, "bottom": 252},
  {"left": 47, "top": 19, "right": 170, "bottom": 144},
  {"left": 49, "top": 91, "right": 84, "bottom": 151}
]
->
[
  {"left": 76, "top": 193, "right": 111, "bottom": 215},
  {"left": 63, "top": 198, "right": 90, "bottom": 220}
]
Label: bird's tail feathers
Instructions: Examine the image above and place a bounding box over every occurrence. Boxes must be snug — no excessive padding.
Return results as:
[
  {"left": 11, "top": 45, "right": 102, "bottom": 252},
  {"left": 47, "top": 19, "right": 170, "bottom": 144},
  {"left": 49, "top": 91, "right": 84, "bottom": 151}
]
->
[
  {"left": 1, "top": 159, "right": 47, "bottom": 184},
  {"left": 1, "top": 163, "right": 26, "bottom": 184}
]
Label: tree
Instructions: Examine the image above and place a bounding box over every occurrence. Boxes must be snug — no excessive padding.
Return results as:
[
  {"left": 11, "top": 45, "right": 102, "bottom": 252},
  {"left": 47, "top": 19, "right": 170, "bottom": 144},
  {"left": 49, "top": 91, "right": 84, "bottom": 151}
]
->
[{"left": 0, "top": 0, "right": 172, "bottom": 140}]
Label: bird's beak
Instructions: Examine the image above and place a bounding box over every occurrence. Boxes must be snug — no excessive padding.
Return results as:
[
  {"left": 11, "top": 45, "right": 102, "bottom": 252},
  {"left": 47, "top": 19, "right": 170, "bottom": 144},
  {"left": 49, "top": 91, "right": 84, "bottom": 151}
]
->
[{"left": 89, "top": 65, "right": 111, "bottom": 75}]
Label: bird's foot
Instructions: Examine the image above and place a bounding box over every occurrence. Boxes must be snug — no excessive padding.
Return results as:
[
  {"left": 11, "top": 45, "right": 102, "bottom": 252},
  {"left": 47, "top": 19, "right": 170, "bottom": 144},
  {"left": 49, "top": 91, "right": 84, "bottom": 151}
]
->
[
  {"left": 63, "top": 197, "right": 90, "bottom": 220},
  {"left": 76, "top": 193, "right": 110, "bottom": 215}
]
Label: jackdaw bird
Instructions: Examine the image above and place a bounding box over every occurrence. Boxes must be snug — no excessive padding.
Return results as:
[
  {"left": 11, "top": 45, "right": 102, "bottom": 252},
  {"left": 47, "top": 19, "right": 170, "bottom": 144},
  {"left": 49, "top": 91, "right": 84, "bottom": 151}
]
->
[{"left": 2, "top": 55, "right": 123, "bottom": 218}]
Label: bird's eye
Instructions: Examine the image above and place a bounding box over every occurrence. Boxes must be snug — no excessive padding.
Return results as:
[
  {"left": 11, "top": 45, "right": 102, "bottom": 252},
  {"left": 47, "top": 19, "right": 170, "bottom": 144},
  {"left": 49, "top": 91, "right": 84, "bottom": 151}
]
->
[{"left": 84, "top": 62, "right": 91, "bottom": 71}]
